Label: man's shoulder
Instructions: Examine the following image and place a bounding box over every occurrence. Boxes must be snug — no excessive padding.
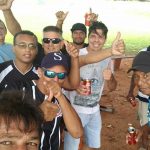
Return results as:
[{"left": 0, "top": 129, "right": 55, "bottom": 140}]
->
[
  {"left": 139, "top": 46, "right": 150, "bottom": 52},
  {"left": 83, "top": 43, "right": 88, "bottom": 48},
  {"left": 147, "top": 45, "right": 150, "bottom": 51},
  {"left": 0, "top": 60, "right": 13, "bottom": 68}
]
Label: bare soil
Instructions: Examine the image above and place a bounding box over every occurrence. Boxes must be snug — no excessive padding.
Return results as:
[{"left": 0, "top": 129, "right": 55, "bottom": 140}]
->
[{"left": 100, "top": 58, "right": 139, "bottom": 150}]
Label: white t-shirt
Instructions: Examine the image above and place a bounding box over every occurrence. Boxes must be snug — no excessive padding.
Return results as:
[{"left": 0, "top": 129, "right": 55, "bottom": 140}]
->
[{"left": 64, "top": 47, "right": 113, "bottom": 114}]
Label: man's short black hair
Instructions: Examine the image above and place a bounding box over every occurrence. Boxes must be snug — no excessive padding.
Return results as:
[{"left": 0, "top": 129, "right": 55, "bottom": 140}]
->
[
  {"left": 0, "top": 90, "right": 44, "bottom": 137},
  {"left": 43, "top": 25, "right": 63, "bottom": 35},
  {"left": 88, "top": 21, "right": 108, "bottom": 38},
  {"left": 13, "top": 30, "right": 38, "bottom": 46},
  {"left": 71, "top": 23, "right": 87, "bottom": 35}
]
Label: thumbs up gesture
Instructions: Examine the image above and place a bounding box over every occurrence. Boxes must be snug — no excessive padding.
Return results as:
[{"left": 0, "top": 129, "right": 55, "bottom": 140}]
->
[
  {"left": 103, "top": 61, "right": 112, "bottom": 81},
  {"left": 39, "top": 98, "right": 60, "bottom": 122},
  {"left": 111, "top": 32, "right": 125, "bottom": 56},
  {"left": 64, "top": 40, "right": 79, "bottom": 58},
  {"left": 39, "top": 81, "right": 60, "bottom": 122}
]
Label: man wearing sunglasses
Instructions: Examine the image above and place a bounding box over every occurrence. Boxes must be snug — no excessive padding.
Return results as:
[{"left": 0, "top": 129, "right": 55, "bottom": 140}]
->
[
  {"left": 34, "top": 52, "right": 83, "bottom": 150},
  {"left": 0, "top": 0, "right": 124, "bottom": 68},
  {"left": 4, "top": 52, "right": 83, "bottom": 150}
]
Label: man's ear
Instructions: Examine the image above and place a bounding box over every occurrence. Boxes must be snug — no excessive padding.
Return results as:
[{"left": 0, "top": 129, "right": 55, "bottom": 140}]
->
[{"left": 37, "top": 67, "right": 43, "bottom": 78}]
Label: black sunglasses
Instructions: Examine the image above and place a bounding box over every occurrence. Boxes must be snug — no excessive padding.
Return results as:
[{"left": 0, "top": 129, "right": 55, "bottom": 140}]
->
[
  {"left": 43, "top": 38, "right": 62, "bottom": 44},
  {"left": 43, "top": 68, "right": 67, "bottom": 79}
]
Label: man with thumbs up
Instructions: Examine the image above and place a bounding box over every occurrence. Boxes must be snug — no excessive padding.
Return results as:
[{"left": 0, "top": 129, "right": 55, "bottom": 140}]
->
[
  {"left": 64, "top": 21, "right": 117, "bottom": 150},
  {"left": 34, "top": 52, "right": 83, "bottom": 150},
  {"left": 3, "top": 52, "right": 83, "bottom": 150}
]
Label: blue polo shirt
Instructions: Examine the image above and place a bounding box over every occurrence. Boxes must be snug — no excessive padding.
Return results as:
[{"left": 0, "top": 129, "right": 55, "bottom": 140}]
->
[{"left": 0, "top": 43, "right": 15, "bottom": 63}]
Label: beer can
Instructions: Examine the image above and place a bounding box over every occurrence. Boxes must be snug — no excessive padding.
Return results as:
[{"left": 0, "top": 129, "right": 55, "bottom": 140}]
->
[
  {"left": 84, "top": 13, "right": 91, "bottom": 26},
  {"left": 82, "top": 79, "right": 91, "bottom": 95},
  {"left": 129, "top": 97, "right": 136, "bottom": 107},
  {"left": 127, "top": 124, "right": 137, "bottom": 145}
]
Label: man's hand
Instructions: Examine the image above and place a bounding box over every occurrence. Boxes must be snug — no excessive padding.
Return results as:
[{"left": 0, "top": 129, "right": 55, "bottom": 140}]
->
[
  {"left": 111, "top": 32, "right": 125, "bottom": 56},
  {"left": 76, "top": 80, "right": 90, "bottom": 96},
  {"left": 90, "top": 13, "right": 98, "bottom": 23},
  {"left": 103, "top": 68, "right": 112, "bottom": 81},
  {"left": 126, "top": 93, "right": 135, "bottom": 102},
  {"left": 103, "top": 61, "right": 112, "bottom": 80},
  {"left": 44, "top": 80, "right": 63, "bottom": 99},
  {"left": 39, "top": 83, "right": 59, "bottom": 122},
  {"left": 0, "top": 0, "right": 14, "bottom": 10},
  {"left": 85, "top": 8, "right": 98, "bottom": 26},
  {"left": 64, "top": 40, "right": 79, "bottom": 58},
  {"left": 40, "top": 100, "right": 59, "bottom": 122},
  {"left": 55, "top": 11, "right": 68, "bottom": 23},
  {"left": 40, "top": 80, "right": 62, "bottom": 121}
]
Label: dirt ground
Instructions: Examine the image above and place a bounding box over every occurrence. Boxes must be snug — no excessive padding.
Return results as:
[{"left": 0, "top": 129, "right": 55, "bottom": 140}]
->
[
  {"left": 61, "top": 58, "right": 141, "bottom": 150},
  {"left": 100, "top": 58, "right": 139, "bottom": 150}
]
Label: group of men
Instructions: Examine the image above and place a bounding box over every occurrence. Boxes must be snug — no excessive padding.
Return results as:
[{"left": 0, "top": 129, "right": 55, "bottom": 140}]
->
[{"left": 5, "top": 0, "right": 150, "bottom": 150}]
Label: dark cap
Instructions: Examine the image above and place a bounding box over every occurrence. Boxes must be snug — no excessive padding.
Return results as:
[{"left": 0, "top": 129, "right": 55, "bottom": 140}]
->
[
  {"left": 41, "top": 52, "right": 69, "bottom": 72},
  {"left": 128, "top": 51, "right": 150, "bottom": 73},
  {"left": 71, "top": 23, "right": 87, "bottom": 34}
]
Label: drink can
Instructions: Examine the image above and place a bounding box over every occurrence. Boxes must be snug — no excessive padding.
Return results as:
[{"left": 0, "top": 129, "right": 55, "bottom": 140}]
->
[
  {"left": 84, "top": 13, "right": 91, "bottom": 26},
  {"left": 129, "top": 97, "right": 136, "bottom": 107},
  {"left": 82, "top": 79, "right": 91, "bottom": 95},
  {"left": 127, "top": 124, "right": 137, "bottom": 145}
]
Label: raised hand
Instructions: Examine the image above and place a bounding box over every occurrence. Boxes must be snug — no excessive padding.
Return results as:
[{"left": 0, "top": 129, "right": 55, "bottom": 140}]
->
[
  {"left": 90, "top": 13, "right": 98, "bottom": 23},
  {"left": 44, "top": 80, "right": 63, "bottom": 99},
  {"left": 40, "top": 99, "right": 60, "bottom": 122},
  {"left": 0, "top": 0, "right": 14, "bottom": 10},
  {"left": 55, "top": 11, "right": 68, "bottom": 22},
  {"left": 76, "top": 80, "right": 90, "bottom": 96},
  {"left": 89, "top": 8, "right": 98, "bottom": 23},
  {"left": 111, "top": 32, "right": 125, "bottom": 56},
  {"left": 39, "top": 81, "right": 61, "bottom": 121},
  {"left": 64, "top": 40, "right": 79, "bottom": 58},
  {"left": 103, "top": 62, "right": 112, "bottom": 81}
]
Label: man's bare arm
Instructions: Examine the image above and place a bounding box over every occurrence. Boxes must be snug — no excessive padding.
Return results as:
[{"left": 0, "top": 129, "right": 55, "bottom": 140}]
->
[
  {"left": 62, "top": 41, "right": 80, "bottom": 89},
  {"left": 126, "top": 74, "right": 136, "bottom": 101},
  {"left": 79, "top": 32, "right": 125, "bottom": 67},
  {"left": 55, "top": 11, "right": 68, "bottom": 30},
  {"left": 0, "top": 0, "right": 22, "bottom": 35},
  {"left": 107, "top": 74, "right": 117, "bottom": 92}
]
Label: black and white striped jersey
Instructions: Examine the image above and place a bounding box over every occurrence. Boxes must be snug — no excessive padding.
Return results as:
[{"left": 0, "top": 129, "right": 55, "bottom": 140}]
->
[{"left": 0, "top": 60, "right": 38, "bottom": 93}]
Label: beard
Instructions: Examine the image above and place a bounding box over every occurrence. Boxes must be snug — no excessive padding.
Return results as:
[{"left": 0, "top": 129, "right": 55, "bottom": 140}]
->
[{"left": 73, "top": 40, "right": 84, "bottom": 45}]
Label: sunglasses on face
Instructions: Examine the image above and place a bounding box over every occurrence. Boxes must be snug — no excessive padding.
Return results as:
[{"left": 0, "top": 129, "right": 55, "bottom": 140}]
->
[
  {"left": 42, "top": 68, "right": 67, "bottom": 79},
  {"left": 43, "top": 38, "right": 62, "bottom": 44}
]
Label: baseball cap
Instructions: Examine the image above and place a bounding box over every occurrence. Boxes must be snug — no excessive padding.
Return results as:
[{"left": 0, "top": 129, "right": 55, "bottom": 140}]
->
[
  {"left": 71, "top": 23, "right": 87, "bottom": 34},
  {"left": 41, "top": 52, "right": 69, "bottom": 72},
  {"left": 127, "top": 51, "right": 150, "bottom": 73}
]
